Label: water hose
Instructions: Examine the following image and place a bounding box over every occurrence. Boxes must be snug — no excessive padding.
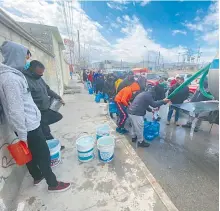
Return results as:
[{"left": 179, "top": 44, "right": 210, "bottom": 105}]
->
[
  {"left": 167, "top": 63, "right": 211, "bottom": 99},
  {"left": 199, "top": 69, "right": 214, "bottom": 99}
]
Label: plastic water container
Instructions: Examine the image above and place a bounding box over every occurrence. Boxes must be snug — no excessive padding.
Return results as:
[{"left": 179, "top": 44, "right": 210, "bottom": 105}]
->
[
  {"left": 99, "top": 103, "right": 108, "bottom": 115},
  {"left": 97, "top": 136, "right": 115, "bottom": 163},
  {"left": 46, "top": 139, "right": 61, "bottom": 167},
  {"left": 143, "top": 121, "right": 160, "bottom": 142},
  {"left": 95, "top": 93, "right": 105, "bottom": 103},
  {"left": 109, "top": 101, "right": 118, "bottom": 114},
  {"left": 96, "top": 124, "right": 110, "bottom": 140},
  {"left": 88, "top": 87, "right": 93, "bottom": 95},
  {"left": 76, "top": 135, "right": 95, "bottom": 162},
  {"left": 7, "top": 141, "right": 32, "bottom": 166}
]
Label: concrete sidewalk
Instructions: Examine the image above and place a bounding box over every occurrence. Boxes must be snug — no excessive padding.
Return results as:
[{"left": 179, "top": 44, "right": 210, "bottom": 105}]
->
[{"left": 15, "top": 84, "right": 178, "bottom": 211}]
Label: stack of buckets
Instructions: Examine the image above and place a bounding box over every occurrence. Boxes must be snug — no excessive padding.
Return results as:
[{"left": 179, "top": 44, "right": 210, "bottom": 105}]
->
[
  {"left": 76, "top": 124, "right": 115, "bottom": 163},
  {"left": 46, "top": 139, "right": 62, "bottom": 167}
]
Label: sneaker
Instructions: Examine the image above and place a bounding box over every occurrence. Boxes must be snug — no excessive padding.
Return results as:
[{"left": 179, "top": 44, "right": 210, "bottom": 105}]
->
[
  {"left": 120, "top": 128, "right": 129, "bottom": 134},
  {"left": 48, "top": 182, "right": 71, "bottom": 193},
  {"left": 34, "top": 177, "right": 44, "bottom": 186},
  {"left": 156, "top": 117, "right": 161, "bottom": 121},
  {"left": 175, "top": 122, "right": 180, "bottom": 126},
  {"left": 194, "top": 128, "right": 199, "bottom": 132},
  {"left": 138, "top": 141, "right": 150, "bottom": 148},
  {"left": 116, "top": 127, "right": 122, "bottom": 133},
  {"left": 182, "top": 123, "right": 191, "bottom": 128},
  {"left": 132, "top": 137, "right": 137, "bottom": 143},
  {"left": 61, "top": 146, "right": 65, "bottom": 151},
  {"left": 166, "top": 121, "right": 170, "bottom": 125}
]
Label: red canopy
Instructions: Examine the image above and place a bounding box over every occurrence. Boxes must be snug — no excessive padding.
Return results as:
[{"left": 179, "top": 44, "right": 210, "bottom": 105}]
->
[{"left": 132, "top": 68, "right": 150, "bottom": 74}]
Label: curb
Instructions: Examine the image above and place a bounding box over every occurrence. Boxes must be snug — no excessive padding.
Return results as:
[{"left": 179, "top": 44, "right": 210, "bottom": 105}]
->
[{"left": 108, "top": 116, "right": 179, "bottom": 211}]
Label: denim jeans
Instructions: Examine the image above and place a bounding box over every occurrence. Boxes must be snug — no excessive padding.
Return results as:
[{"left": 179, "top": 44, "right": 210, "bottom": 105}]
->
[{"left": 167, "top": 106, "right": 179, "bottom": 122}]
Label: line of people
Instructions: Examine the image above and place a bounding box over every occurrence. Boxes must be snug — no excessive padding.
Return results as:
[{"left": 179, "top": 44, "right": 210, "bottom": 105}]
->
[{"left": 0, "top": 41, "right": 71, "bottom": 193}]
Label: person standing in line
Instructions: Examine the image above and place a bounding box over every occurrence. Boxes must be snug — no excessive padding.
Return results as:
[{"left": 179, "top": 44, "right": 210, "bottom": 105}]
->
[
  {"left": 182, "top": 78, "right": 210, "bottom": 132},
  {"left": 167, "top": 76, "right": 189, "bottom": 126},
  {"left": 23, "top": 60, "right": 65, "bottom": 150},
  {"left": 87, "top": 70, "right": 93, "bottom": 88},
  {"left": 152, "top": 77, "right": 167, "bottom": 120},
  {"left": 95, "top": 71, "right": 104, "bottom": 94},
  {"left": 117, "top": 71, "right": 135, "bottom": 93},
  {"left": 82, "top": 69, "right": 88, "bottom": 87},
  {"left": 0, "top": 41, "right": 70, "bottom": 192},
  {"left": 128, "top": 90, "right": 169, "bottom": 147},
  {"left": 115, "top": 82, "right": 140, "bottom": 134}
]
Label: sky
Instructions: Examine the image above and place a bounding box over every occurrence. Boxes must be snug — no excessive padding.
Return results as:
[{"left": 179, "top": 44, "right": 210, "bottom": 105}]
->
[{"left": 0, "top": 0, "right": 219, "bottom": 64}]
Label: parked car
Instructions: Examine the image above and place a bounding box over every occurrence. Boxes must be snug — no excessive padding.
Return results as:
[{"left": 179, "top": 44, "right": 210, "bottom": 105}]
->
[{"left": 146, "top": 73, "right": 160, "bottom": 87}]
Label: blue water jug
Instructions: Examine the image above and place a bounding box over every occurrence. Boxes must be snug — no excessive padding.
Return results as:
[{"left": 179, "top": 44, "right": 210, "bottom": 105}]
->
[
  {"left": 95, "top": 94, "right": 101, "bottom": 103},
  {"left": 109, "top": 101, "right": 118, "bottom": 114},
  {"left": 104, "top": 93, "right": 109, "bottom": 101},
  {"left": 88, "top": 87, "right": 93, "bottom": 95},
  {"left": 143, "top": 120, "right": 160, "bottom": 142}
]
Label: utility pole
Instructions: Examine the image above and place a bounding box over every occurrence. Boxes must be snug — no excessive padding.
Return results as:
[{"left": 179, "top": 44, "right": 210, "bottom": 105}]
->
[
  {"left": 157, "top": 51, "right": 160, "bottom": 70},
  {"left": 77, "top": 30, "right": 80, "bottom": 66},
  {"left": 147, "top": 53, "right": 149, "bottom": 68}
]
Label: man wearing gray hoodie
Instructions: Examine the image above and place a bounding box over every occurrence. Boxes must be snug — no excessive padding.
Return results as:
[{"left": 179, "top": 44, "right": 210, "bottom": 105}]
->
[{"left": 0, "top": 41, "right": 70, "bottom": 192}]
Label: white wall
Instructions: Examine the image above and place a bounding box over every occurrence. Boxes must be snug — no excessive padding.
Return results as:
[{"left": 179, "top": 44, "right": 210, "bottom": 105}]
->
[{"left": 0, "top": 21, "right": 66, "bottom": 192}]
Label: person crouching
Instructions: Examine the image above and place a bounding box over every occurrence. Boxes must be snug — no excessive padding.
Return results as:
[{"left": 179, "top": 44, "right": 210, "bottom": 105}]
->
[{"left": 114, "top": 82, "right": 140, "bottom": 134}]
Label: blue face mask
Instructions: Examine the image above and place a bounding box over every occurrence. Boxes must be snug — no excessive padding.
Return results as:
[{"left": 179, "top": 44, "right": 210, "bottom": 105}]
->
[{"left": 24, "top": 61, "right": 30, "bottom": 70}]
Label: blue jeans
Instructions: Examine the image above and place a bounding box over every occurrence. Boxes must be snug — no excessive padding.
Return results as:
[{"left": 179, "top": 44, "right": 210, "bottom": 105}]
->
[{"left": 167, "top": 106, "right": 180, "bottom": 122}]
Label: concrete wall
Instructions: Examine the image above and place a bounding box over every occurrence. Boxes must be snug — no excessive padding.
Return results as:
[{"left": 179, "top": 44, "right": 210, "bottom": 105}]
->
[{"left": 0, "top": 10, "right": 68, "bottom": 210}]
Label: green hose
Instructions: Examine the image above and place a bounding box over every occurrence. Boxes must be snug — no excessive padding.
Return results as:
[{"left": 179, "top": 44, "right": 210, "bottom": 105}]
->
[
  {"left": 167, "top": 63, "right": 211, "bottom": 99},
  {"left": 199, "top": 69, "right": 214, "bottom": 99}
]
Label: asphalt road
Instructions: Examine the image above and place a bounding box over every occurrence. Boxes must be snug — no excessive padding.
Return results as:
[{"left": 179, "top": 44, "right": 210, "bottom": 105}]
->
[{"left": 121, "top": 105, "right": 219, "bottom": 211}]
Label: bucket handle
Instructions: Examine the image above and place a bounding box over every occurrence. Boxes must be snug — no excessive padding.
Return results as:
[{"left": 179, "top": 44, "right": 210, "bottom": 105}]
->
[
  {"left": 20, "top": 141, "right": 30, "bottom": 155},
  {"left": 76, "top": 132, "right": 89, "bottom": 140}
]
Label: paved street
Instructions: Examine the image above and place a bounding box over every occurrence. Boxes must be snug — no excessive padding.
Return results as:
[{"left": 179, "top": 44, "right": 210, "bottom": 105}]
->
[
  {"left": 15, "top": 79, "right": 218, "bottom": 211},
  {"left": 15, "top": 83, "right": 178, "bottom": 211},
  {"left": 128, "top": 106, "right": 219, "bottom": 211}
]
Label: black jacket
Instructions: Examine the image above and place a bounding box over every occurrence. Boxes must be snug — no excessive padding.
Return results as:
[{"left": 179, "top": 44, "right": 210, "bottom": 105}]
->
[
  {"left": 117, "top": 75, "right": 134, "bottom": 93},
  {"left": 168, "top": 83, "right": 189, "bottom": 104},
  {"left": 103, "top": 76, "right": 117, "bottom": 98},
  {"left": 83, "top": 72, "right": 87, "bottom": 81},
  {"left": 23, "top": 70, "right": 61, "bottom": 111},
  {"left": 128, "top": 91, "right": 165, "bottom": 116},
  {"left": 154, "top": 84, "right": 166, "bottom": 101}
]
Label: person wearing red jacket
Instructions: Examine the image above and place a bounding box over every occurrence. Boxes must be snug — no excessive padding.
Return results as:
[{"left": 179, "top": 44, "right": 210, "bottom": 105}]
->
[
  {"left": 88, "top": 71, "right": 93, "bottom": 83},
  {"left": 114, "top": 82, "right": 140, "bottom": 134}
]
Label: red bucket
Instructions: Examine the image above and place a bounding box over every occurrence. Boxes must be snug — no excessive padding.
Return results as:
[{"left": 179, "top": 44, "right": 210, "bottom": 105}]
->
[{"left": 7, "top": 141, "right": 32, "bottom": 166}]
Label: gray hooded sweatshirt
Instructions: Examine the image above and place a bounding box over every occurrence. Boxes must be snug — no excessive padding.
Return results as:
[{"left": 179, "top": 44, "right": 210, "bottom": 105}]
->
[{"left": 0, "top": 41, "right": 41, "bottom": 140}]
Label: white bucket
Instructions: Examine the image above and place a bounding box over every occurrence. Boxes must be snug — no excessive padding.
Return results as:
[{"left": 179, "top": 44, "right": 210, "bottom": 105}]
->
[
  {"left": 46, "top": 139, "right": 61, "bottom": 167},
  {"left": 97, "top": 136, "right": 115, "bottom": 163},
  {"left": 96, "top": 124, "right": 110, "bottom": 140},
  {"left": 99, "top": 103, "right": 108, "bottom": 115},
  {"left": 76, "top": 135, "right": 95, "bottom": 162}
]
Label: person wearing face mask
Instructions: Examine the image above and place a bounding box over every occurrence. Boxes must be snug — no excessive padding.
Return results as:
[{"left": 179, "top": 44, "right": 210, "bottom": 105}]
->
[
  {"left": 23, "top": 60, "right": 65, "bottom": 150},
  {"left": 0, "top": 41, "right": 70, "bottom": 192},
  {"left": 167, "top": 76, "right": 189, "bottom": 126}
]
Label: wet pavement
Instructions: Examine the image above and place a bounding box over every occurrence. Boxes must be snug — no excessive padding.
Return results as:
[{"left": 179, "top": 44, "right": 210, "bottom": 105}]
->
[
  {"left": 126, "top": 105, "right": 219, "bottom": 211},
  {"left": 15, "top": 85, "right": 178, "bottom": 211}
]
